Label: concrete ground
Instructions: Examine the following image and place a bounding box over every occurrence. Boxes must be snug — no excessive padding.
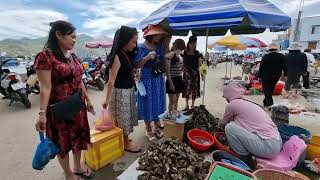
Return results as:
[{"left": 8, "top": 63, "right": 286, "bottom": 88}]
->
[{"left": 0, "top": 62, "right": 319, "bottom": 180}]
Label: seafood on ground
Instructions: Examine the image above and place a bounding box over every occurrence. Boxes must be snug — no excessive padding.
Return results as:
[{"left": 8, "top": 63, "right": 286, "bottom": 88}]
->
[
  {"left": 137, "top": 139, "right": 211, "bottom": 180},
  {"left": 218, "top": 134, "right": 229, "bottom": 147},
  {"left": 184, "top": 105, "right": 220, "bottom": 141}
]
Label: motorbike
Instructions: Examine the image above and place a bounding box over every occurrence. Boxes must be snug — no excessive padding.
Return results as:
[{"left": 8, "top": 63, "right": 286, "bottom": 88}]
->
[
  {"left": 82, "top": 62, "right": 105, "bottom": 91},
  {"left": 26, "top": 61, "right": 40, "bottom": 94},
  {"left": 0, "top": 57, "right": 31, "bottom": 108}
]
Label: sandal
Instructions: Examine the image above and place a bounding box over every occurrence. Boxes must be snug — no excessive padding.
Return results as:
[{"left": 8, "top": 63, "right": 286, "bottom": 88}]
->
[
  {"left": 65, "top": 175, "right": 79, "bottom": 180},
  {"left": 125, "top": 145, "right": 142, "bottom": 153},
  {"left": 183, "top": 106, "right": 189, "bottom": 111},
  {"left": 153, "top": 129, "right": 164, "bottom": 139},
  {"left": 74, "top": 166, "right": 94, "bottom": 179},
  {"left": 146, "top": 132, "right": 157, "bottom": 142}
]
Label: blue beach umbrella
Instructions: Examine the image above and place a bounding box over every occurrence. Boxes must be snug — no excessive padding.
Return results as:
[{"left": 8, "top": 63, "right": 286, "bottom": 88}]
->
[{"left": 140, "top": 0, "right": 291, "bottom": 36}]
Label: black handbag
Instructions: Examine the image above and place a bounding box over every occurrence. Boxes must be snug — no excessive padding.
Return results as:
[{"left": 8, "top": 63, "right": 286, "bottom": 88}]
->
[
  {"left": 50, "top": 54, "right": 85, "bottom": 120},
  {"left": 50, "top": 91, "right": 85, "bottom": 120},
  {"left": 152, "top": 56, "right": 165, "bottom": 76}
]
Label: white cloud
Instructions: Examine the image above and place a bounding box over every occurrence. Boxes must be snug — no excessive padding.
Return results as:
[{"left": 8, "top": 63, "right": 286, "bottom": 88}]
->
[
  {"left": 270, "top": 0, "right": 320, "bottom": 18},
  {"left": 0, "top": 9, "right": 68, "bottom": 40},
  {"left": 83, "top": 16, "right": 136, "bottom": 35},
  {"left": 82, "top": 0, "right": 170, "bottom": 36}
]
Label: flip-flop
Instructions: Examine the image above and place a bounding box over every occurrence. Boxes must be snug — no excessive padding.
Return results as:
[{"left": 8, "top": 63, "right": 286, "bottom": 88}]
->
[
  {"left": 153, "top": 129, "right": 164, "bottom": 139},
  {"left": 74, "top": 167, "right": 94, "bottom": 179},
  {"left": 125, "top": 146, "right": 141, "bottom": 153},
  {"left": 146, "top": 132, "right": 157, "bottom": 142}
]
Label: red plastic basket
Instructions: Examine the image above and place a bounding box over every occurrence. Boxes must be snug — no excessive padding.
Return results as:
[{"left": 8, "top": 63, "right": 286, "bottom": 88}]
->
[
  {"left": 214, "top": 132, "right": 240, "bottom": 157},
  {"left": 273, "top": 82, "right": 284, "bottom": 95},
  {"left": 252, "top": 82, "right": 263, "bottom": 90},
  {"left": 187, "top": 128, "right": 215, "bottom": 151}
]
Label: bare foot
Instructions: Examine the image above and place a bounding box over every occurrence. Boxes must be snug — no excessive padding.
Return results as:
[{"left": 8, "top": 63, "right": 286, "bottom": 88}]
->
[
  {"left": 66, "top": 174, "right": 78, "bottom": 180},
  {"left": 284, "top": 93, "right": 290, "bottom": 98}
]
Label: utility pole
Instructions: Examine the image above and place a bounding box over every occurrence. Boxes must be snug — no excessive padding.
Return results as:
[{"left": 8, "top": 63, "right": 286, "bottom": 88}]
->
[{"left": 293, "top": 0, "right": 305, "bottom": 42}]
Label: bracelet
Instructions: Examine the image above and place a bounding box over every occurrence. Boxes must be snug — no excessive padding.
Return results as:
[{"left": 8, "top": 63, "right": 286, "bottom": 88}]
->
[{"left": 39, "top": 109, "right": 46, "bottom": 116}]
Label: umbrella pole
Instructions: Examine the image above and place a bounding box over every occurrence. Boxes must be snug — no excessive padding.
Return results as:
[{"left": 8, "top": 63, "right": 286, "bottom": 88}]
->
[
  {"left": 202, "top": 28, "right": 209, "bottom": 105},
  {"left": 225, "top": 59, "right": 228, "bottom": 78},
  {"left": 229, "top": 51, "right": 233, "bottom": 82}
]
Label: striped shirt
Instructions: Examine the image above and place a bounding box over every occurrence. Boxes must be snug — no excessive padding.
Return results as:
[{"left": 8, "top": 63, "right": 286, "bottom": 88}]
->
[{"left": 169, "top": 55, "right": 183, "bottom": 77}]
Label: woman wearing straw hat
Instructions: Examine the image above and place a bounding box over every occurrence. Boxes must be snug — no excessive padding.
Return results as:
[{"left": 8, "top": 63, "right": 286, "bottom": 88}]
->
[
  {"left": 284, "top": 42, "right": 308, "bottom": 98},
  {"left": 258, "top": 43, "right": 287, "bottom": 107},
  {"left": 135, "top": 25, "right": 171, "bottom": 142}
]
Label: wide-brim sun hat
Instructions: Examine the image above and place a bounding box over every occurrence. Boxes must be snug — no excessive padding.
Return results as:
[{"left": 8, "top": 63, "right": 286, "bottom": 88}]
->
[
  {"left": 267, "top": 43, "right": 280, "bottom": 51},
  {"left": 288, "top": 42, "right": 301, "bottom": 51},
  {"left": 143, "top": 25, "right": 169, "bottom": 38}
]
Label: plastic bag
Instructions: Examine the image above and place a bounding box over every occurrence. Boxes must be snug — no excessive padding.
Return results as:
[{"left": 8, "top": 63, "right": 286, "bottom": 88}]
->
[
  {"left": 32, "top": 132, "right": 60, "bottom": 170},
  {"left": 199, "top": 63, "right": 208, "bottom": 76},
  {"left": 94, "top": 108, "right": 114, "bottom": 131},
  {"left": 135, "top": 80, "right": 146, "bottom": 96}
]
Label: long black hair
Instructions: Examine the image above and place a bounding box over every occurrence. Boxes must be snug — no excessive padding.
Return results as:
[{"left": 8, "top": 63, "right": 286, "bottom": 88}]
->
[
  {"left": 107, "top": 26, "right": 138, "bottom": 68},
  {"left": 44, "top": 20, "right": 76, "bottom": 60},
  {"left": 186, "top": 35, "right": 197, "bottom": 52}
]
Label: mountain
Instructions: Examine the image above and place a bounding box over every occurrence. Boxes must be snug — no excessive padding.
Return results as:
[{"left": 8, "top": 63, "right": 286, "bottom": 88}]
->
[{"left": 0, "top": 34, "right": 106, "bottom": 58}]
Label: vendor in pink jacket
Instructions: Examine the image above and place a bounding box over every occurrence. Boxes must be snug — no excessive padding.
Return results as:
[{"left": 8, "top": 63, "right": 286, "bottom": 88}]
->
[{"left": 218, "top": 83, "right": 282, "bottom": 166}]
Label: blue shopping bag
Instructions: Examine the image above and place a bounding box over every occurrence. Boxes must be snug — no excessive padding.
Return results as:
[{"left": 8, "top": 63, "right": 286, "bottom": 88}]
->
[
  {"left": 32, "top": 132, "right": 60, "bottom": 170},
  {"left": 135, "top": 80, "right": 146, "bottom": 96}
]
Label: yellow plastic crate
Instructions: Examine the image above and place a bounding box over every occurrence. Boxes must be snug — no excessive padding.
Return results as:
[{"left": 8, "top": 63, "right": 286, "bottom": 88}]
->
[
  {"left": 306, "top": 135, "right": 320, "bottom": 160},
  {"left": 83, "top": 127, "right": 124, "bottom": 170}
]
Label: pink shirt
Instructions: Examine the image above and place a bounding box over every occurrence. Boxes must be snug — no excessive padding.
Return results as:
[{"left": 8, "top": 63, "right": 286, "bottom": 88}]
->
[{"left": 220, "top": 83, "right": 280, "bottom": 140}]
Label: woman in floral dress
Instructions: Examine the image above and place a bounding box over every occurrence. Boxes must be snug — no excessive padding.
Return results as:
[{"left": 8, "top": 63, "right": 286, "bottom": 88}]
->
[
  {"left": 34, "top": 21, "right": 93, "bottom": 180},
  {"left": 182, "top": 35, "right": 202, "bottom": 110}
]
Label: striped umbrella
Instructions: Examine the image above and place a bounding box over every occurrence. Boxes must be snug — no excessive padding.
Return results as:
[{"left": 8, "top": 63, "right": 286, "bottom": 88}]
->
[
  {"left": 140, "top": 0, "right": 291, "bottom": 36},
  {"left": 248, "top": 37, "right": 267, "bottom": 48},
  {"left": 215, "top": 35, "right": 260, "bottom": 48}
]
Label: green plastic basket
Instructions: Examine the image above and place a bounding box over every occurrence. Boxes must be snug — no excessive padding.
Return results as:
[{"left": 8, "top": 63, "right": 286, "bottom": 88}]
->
[{"left": 209, "top": 165, "right": 254, "bottom": 180}]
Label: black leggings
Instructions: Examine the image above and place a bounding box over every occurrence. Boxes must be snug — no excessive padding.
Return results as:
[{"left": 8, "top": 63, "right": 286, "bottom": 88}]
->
[
  {"left": 262, "top": 75, "right": 281, "bottom": 106},
  {"left": 303, "top": 71, "right": 310, "bottom": 89}
]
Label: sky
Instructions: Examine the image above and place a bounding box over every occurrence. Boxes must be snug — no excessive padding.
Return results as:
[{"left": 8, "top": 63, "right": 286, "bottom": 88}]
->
[{"left": 0, "top": 0, "right": 319, "bottom": 52}]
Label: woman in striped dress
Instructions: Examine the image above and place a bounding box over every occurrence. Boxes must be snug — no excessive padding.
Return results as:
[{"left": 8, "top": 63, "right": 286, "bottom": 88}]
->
[{"left": 165, "top": 39, "right": 186, "bottom": 115}]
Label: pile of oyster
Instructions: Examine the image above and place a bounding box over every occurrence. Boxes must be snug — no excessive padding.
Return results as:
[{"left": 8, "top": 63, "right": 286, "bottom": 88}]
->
[
  {"left": 218, "top": 134, "right": 229, "bottom": 147},
  {"left": 184, "top": 105, "right": 220, "bottom": 141},
  {"left": 137, "top": 139, "right": 211, "bottom": 180}
]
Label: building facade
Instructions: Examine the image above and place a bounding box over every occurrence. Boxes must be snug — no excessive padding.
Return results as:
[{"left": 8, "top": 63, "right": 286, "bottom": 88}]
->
[{"left": 290, "top": 16, "right": 320, "bottom": 50}]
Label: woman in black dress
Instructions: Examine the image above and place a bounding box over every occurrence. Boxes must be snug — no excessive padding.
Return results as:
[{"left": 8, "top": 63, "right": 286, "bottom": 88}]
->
[{"left": 182, "top": 35, "right": 202, "bottom": 110}]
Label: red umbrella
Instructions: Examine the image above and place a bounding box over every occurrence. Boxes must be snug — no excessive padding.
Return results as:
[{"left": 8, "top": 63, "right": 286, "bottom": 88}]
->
[
  {"left": 85, "top": 36, "right": 113, "bottom": 49},
  {"left": 248, "top": 37, "right": 267, "bottom": 48}
]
